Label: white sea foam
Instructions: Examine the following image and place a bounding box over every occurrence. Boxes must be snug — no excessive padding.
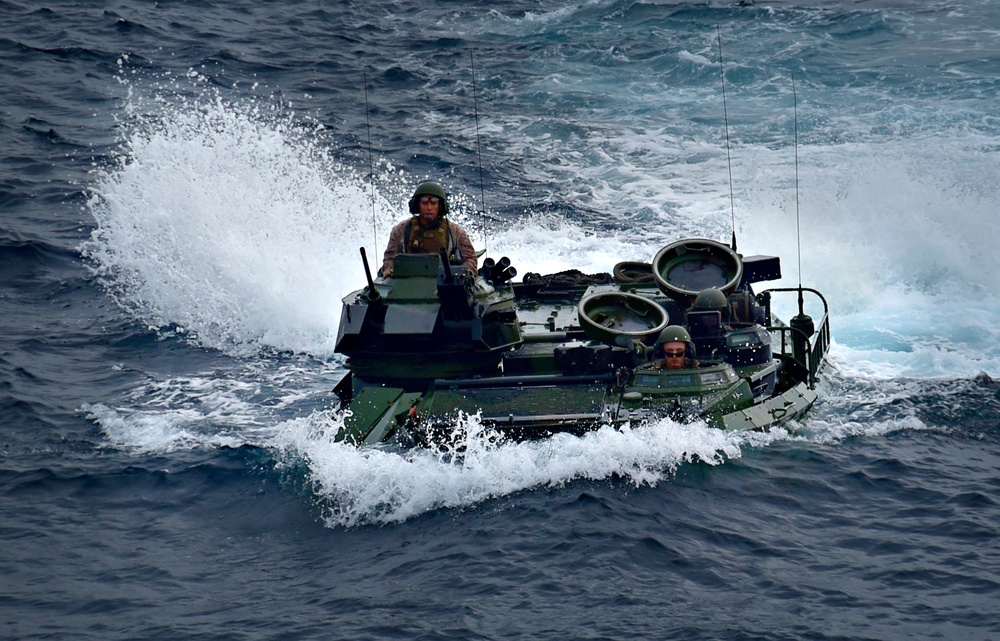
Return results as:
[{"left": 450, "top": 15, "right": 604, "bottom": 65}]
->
[
  {"left": 488, "top": 216, "right": 651, "bottom": 274},
  {"left": 85, "top": 357, "right": 343, "bottom": 454},
  {"left": 735, "top": 134, "right": 1000, "bottom": 378},
  {"left": 85, "top": 402, "right": 247, "bottom": 454},
  {"left": 272, "top": 411, "right": 757, "bottom": 527},
  {"left": 269, "top": 401, "right": 936, "bottom": 528},
  {"left": 83, "top": 70, "right": 412, "bottom": 357}
]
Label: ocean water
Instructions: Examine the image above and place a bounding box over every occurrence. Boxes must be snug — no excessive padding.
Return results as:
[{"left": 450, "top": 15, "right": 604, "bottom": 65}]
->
[{"left": 3, "top": 1, "right": 1000, "bottom": 639}]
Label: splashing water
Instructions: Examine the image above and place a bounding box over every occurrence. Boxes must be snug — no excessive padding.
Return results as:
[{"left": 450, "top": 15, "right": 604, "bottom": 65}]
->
[
  {"left": 82, "top": 68, "right": 409, "bottom": 356},
  {"left": 272, "top": 410, "right": 768, "bottom": 527}
]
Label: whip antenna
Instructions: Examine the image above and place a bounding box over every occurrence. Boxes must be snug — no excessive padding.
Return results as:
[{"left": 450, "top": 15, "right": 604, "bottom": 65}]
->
[
  {"left": 717, "top": 26, "right": 737, "bottom": 252},
  {"left": 792, "top": 74, "right": 803, "bottom": 301},
  {"left": 363, "top": 69, "right": 378, "bottom": 256},
  {"left": 788, "top": 72, "right": 815, "bottom": 378},
  {"left": 470, "top": 50, "right": 488, "bottom": 257}
]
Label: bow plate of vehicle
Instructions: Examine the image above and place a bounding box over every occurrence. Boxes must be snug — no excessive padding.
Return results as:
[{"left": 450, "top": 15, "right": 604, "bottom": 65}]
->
[{"left": 333, "top": 237, "right": 830, "bottom": 447}]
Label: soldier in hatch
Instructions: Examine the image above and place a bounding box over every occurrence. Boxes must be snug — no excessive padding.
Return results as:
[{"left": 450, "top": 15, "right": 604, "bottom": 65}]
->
[
  {"left": 380, "top": 181, "right": 478, "bottom": 278},
  {"left": 649, "top": 325, "right": 699, "bottom": 370}
]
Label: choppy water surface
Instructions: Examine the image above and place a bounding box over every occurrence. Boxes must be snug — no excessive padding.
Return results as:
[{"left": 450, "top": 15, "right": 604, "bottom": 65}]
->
[{"left": 3, "top": 1, "right": 1000, "bottom": 639}]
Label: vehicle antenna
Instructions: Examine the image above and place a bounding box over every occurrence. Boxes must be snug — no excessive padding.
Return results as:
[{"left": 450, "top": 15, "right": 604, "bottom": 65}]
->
[
  {"left": 470, "top": 49, "right": 488, "bottom": 258},
  {"left": 792, "top": 73, "right": 804, "bottom": 316},
  {"left": 717, "top": 26, "right": 737, "bottom": 253},
  {"left": 787, "top": 72, "right": 817, "bottom": 382},
  {"left": 363, "top": 69, "right": 378, "bottom": 256}
]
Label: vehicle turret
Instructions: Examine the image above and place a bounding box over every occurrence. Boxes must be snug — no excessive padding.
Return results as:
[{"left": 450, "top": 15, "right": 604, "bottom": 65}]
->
[{"left": 334, "top": 250, "right": 522, "bottom": 386}]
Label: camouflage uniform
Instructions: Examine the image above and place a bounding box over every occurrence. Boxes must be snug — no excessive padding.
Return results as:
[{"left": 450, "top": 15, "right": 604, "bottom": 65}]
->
[{"left": 381, "top": 216, "right": 478, "bottom": 276}]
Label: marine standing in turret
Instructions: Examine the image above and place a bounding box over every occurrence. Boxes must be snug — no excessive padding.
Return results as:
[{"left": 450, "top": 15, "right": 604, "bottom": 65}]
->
[{"left": 381, "top": 181, "right": 478, "bottom": 278}]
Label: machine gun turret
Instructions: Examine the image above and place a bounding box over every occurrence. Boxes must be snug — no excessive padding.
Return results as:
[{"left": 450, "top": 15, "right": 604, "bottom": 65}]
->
[{"left": 360, "top": 247, "right": 383, "bottom": 305}]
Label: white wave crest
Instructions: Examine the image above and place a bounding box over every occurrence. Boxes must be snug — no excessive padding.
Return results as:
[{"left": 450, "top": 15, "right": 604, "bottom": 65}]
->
[{"left": 271, "top": 410, "right": 788, "bottom": 528}]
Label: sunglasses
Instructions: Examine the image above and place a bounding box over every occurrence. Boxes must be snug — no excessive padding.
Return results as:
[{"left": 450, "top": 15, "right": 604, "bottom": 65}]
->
[
  {"left": 419, "top": 196, "right": 440, "bottom": 204},
  {"left": 664, "top": 350, "right": 686, "bottom": 357}
]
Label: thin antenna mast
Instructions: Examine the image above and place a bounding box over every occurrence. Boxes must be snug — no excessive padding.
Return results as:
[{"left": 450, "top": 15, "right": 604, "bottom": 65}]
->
[
  {"left": 470, "top": 50, "right": 488, "bottom": 258},
  {"left": 717, "top": 26, "right": 737, "bottom": 252},
  {"left": 792, "top": 73, "right": 805, "bottom": 315},
  {"left": 363, "top": 69, "right": 378, "bottom": 256},
  {"left": 787, "top": 72, "right": 817, "bottom": 382}
]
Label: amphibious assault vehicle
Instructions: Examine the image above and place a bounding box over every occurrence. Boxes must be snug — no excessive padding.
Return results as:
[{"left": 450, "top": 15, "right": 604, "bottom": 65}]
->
[{"left": 332, "top": 237, "right": 830, "bottom": 447}]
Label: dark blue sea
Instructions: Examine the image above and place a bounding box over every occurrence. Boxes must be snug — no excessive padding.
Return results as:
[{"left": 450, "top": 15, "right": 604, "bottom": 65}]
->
[{"left": 4, "top": 1, "right": 1000, "bottom": 638}]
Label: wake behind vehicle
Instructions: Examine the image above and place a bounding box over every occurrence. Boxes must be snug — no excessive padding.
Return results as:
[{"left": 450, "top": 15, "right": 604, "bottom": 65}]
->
[{"left": 332, "top": 237, "right": 830, "bottom": 447}]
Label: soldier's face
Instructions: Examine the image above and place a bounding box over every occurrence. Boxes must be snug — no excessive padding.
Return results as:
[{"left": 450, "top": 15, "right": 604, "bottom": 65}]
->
[
  {"left": 419, "top": 196, "right": 440, "bottom": 225},
  {"left": 663, "top": 341, "right": 687, "bottom": 369}
]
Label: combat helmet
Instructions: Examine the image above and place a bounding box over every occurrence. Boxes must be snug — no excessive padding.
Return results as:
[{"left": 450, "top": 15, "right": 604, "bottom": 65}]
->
[
  {"left": 408, "top": 181, "right": 449, "bottom": 216},
  {"left": 693, "top": 287, "right": 728, "bottom": 310},
  {"left": 655, "top": 324, "right": 696, "bottom": 360},
  {"left": 656, "top": 325, "right": 692, "bottom": 345}
]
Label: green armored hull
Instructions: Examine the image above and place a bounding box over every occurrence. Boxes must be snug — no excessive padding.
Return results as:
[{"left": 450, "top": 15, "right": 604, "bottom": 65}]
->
[{"left": 333, "top": 238, "right": 831, "bottom": 447}]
